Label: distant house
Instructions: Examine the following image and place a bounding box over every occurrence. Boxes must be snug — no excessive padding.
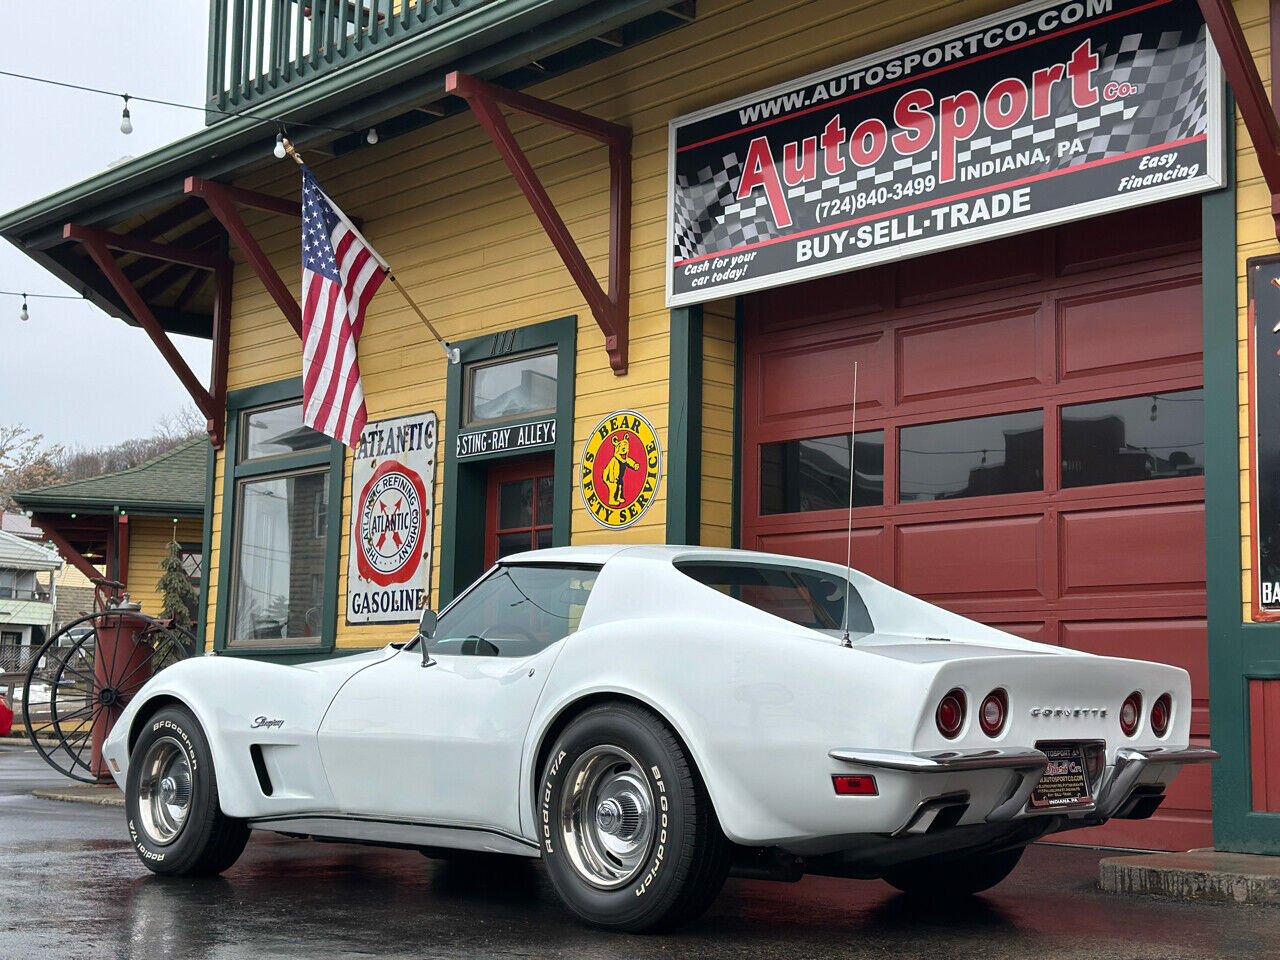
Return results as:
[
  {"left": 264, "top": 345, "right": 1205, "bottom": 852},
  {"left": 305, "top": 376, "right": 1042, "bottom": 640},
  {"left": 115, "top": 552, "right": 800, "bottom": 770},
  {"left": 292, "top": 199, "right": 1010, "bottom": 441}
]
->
[
  {"left": 0, "top": 530, "right": 61, "bottom": 674},
  {"left": 13, "top": 438, "right": 207, "bottom": 629}
]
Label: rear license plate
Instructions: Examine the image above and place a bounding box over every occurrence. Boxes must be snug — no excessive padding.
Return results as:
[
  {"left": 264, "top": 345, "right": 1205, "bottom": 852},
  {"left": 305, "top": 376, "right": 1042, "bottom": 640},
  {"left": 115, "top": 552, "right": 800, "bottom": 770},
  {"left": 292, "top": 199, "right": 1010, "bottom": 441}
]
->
[{"left": 1027, "top": 743, "right": 1093, "bottom": 811}]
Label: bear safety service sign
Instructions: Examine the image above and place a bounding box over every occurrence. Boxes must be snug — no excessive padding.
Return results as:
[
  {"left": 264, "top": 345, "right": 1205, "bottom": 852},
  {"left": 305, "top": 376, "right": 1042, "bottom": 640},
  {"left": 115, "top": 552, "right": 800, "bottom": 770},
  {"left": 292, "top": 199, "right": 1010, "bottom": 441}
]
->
[
  {"left": 346, "top": 411, "right": 437, "bottom": 624},
  {"left": 666, "top": 0, "right": 1224, "bottom": 306}
]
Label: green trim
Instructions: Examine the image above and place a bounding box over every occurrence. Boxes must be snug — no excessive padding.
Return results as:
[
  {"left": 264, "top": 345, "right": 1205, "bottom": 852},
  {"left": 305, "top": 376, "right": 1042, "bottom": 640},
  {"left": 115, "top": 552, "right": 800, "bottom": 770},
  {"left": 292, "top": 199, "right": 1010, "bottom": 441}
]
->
[
  {"left": 440, "top": 316, "right": 577, "bottom": 605},
  {"left": 731, "top": 297, "right": 745, "bottom": 550},
  {"left": 666, "top": 305, "right": 703, "bottom": 545},
  {"left": 1205, "top": 100, "right": 1280, "bottom": 852},
  {"left": 211, "top": 378, "right": 345, "bottom": 660},
  {"left": 197, "top": 440, "right": 215, "bottom": 652}
]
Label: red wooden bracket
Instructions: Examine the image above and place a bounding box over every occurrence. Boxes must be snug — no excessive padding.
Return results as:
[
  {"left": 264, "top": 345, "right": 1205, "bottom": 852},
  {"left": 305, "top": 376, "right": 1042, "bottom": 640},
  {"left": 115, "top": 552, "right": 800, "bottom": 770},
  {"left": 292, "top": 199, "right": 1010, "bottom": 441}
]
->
[
  {"left": 186, "top": 177, "right": 304, "bottom": 338},
  {"left": 31, "top": 514, "right": 103, "bottom": 583},
  {"left": 63, "top": 223, "right": 231, "bottom": 448},
  {"left": 447, "top": 71, "right": 631, "bottom": 375},
  {"left": 1199, "top": 0, "right": 1280, "bottom": 237}
]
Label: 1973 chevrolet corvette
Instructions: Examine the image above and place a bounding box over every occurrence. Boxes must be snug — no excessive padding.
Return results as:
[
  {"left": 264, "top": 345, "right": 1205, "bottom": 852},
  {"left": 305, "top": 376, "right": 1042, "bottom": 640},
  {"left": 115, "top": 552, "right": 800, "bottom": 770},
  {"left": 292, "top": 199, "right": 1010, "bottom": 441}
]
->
[{"left": 103, "top": 545, "right": 1216, "bottom": 931}]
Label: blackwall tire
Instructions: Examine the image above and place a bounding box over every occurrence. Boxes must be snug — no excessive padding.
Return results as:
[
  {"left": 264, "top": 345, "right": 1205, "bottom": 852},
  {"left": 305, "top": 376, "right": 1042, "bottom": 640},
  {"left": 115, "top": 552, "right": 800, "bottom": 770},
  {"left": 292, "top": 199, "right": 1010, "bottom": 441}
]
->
[
  {"left": 882, "top": 844, "right": 1025, "bottom": 898},
  {"left": 125, "top": 706, "right": 249, "bottom": 876},
  {"left": 538, "top": 703, "right": 730, "bottom": 932}
]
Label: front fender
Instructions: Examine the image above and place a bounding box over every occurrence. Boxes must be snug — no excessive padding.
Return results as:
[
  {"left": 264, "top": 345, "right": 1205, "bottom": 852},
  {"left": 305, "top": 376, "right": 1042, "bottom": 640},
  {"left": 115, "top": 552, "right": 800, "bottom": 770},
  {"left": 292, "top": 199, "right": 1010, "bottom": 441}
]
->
[{"left": 104, "top": 650, "right": 391, "bottom": 819}]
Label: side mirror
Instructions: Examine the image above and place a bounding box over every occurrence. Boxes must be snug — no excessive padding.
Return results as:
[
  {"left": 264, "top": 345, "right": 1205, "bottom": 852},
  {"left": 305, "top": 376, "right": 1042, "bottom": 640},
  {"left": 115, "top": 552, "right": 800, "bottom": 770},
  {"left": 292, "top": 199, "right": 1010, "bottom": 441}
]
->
[{"left": 418, "top": 608, "right": 438, "bottom": 668}]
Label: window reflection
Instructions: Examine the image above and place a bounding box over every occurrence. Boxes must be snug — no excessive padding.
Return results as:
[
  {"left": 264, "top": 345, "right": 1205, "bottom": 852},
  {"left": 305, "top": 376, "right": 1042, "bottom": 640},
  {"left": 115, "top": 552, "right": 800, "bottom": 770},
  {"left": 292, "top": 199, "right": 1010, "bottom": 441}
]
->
[
  {"left": 231, "top": 469, "right": 329, "bottom": 643},
  {"left": 1061, "top": 389, "right": 1204, "bottom": 488},
  {"left": 464, "top": 350, "right": 557, "bottom": 427},
  {"left": 240, "top": 402, "right": 329, "bottom": 460},
  {"left": 900, "top": 412, "right": 1043, "bottom": 502},
  {"left": 760, "top": 431, "right": 884, "bottom": 514}
]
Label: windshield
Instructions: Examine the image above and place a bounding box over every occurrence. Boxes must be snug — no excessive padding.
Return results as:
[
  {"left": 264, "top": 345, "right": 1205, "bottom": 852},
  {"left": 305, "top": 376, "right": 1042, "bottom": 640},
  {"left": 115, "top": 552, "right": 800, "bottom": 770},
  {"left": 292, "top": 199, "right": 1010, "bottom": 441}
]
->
[
  {"left": 674, "top": 560, "right": 873, "bottom": 636},
  {"left": 426, "top": 564, "right": 599, "bottom": 657}
]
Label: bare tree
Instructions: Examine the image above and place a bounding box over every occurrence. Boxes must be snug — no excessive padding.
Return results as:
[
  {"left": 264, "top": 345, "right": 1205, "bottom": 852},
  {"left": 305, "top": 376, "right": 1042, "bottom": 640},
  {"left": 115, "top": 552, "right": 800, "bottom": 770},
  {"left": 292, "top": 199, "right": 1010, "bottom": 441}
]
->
[{"left": 0, "top": 425, "right": 65, "bottom": 510}]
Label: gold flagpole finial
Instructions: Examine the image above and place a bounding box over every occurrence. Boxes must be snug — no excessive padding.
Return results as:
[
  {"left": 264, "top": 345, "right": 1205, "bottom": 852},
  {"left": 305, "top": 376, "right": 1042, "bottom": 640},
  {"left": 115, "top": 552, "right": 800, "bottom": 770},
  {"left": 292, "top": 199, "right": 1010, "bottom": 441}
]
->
[{"left": 282, "top": 137, "right": 304, "bottom": 165}]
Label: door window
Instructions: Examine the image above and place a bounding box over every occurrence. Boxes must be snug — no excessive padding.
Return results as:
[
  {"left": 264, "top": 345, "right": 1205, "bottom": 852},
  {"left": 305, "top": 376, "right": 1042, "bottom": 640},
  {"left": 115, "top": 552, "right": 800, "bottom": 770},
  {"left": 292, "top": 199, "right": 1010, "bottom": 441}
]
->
[
  {"left": 429, "top": 564, "right": 599, "bottom": 657},
  {"left": 486, "top": 456, "right": 554, "bottom": 566}
]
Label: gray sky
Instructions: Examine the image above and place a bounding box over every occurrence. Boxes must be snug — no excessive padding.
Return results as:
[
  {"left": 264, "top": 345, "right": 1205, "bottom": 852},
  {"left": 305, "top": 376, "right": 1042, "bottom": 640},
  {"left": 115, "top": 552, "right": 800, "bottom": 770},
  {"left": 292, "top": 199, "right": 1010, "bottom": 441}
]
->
[{"left": 1, "top": 3, "right": 216, "bottom": 447}]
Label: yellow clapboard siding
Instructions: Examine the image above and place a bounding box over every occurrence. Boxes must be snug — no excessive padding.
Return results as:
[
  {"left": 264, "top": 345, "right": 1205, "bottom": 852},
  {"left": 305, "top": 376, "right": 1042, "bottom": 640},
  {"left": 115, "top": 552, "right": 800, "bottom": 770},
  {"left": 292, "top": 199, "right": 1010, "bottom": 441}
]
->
[{"left": 125, "top": 517, "right": 203, "bottom": 620}]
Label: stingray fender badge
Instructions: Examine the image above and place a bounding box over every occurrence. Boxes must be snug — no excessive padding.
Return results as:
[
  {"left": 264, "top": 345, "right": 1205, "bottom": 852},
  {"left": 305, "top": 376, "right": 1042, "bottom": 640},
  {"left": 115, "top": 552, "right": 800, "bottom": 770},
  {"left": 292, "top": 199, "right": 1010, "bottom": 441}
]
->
[
  {"left": 356, "top": 459, "right": 427, "bottom": 587},
  {"left": 580, "top": 411, "right": 661, "bottom": 529},
  {"left": 251, "top": 716, "right": 284, "bottom": 729}
]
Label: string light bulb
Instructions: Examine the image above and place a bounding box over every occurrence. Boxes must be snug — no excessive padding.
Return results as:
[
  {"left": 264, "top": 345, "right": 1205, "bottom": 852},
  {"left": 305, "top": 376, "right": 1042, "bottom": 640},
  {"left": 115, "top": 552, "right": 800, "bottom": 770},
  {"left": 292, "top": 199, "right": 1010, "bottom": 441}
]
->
[
  {"left": 366, "top": 127, "right": 378, "bottom": 145},
  {"left": 273, "top": 132, "right": 287, "bottom": 159},
  {"left": 120, "top": 94, "right": 133, "bottom": 134},
  {"left": 18, "top": 294, "right": 28, "bottom": 322}
]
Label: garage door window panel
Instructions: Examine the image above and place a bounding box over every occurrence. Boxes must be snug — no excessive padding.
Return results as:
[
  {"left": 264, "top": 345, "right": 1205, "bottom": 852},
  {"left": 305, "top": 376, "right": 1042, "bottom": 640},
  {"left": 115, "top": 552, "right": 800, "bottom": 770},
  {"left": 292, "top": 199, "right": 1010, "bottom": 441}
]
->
[
  {"left": 761, "top": 431, "right": 884, "bottom": 515},
  {"left": 899, "top": 411, "right": 1044, "bottom": 503},
  {"left": 1060, "top": 389, "right": 1204, "bottom": 489}
]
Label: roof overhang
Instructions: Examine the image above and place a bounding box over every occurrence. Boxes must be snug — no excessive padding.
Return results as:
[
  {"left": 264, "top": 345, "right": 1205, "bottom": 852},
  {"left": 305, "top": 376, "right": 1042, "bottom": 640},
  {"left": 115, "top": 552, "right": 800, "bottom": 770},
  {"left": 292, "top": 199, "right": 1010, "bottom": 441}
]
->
[{"left": 0, "top": 0, "right": 693, "bottom": 338}]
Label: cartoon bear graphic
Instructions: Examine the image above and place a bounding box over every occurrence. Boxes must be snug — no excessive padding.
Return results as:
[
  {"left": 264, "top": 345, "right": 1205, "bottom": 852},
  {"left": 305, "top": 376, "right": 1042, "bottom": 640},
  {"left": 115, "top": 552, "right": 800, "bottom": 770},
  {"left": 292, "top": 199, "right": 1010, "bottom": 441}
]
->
[{"left": 602, "top": 434, "right": 640, "bottom": 507}]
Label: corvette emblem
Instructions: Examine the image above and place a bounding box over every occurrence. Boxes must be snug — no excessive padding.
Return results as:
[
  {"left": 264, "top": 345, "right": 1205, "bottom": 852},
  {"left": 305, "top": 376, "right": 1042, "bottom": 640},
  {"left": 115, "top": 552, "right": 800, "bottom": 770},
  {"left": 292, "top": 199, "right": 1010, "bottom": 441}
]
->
[{"left": 1029, "top": 707, "right": 1108, "bottom": 718}]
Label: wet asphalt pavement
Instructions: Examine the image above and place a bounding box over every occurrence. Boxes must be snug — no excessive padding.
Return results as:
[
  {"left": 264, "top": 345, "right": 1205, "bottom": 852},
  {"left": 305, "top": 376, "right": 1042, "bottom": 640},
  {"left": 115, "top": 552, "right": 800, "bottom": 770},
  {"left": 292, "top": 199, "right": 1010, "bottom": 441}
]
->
[{"left": 2, "top": 742, "right": 1278, "bottom": 960}]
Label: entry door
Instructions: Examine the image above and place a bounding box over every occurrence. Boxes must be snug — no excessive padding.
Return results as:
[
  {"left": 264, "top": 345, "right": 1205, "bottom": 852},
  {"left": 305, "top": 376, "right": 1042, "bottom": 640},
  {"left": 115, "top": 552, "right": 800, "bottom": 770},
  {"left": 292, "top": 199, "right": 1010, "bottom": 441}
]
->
[{"left": 485, "top": 455, "right": 554, "bottom": 567}]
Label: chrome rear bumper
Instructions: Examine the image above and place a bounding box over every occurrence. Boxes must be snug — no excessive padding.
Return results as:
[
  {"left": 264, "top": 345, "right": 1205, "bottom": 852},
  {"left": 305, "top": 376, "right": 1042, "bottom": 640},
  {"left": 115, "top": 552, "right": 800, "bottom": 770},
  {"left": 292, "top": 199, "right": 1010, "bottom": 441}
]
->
[{"left": 829, "top": 744, "right": 1219, "bottom": 825}]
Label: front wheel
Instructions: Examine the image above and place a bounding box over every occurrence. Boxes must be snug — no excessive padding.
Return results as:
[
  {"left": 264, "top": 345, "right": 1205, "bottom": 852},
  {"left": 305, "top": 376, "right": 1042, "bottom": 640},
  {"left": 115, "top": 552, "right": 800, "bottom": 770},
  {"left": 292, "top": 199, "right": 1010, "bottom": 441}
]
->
[
  {"left": 882, "top": 844, "right": 1025, "bottom": 898},
  {"left": 538, "top": 703, "right": 730, "bottom": 932},
  {"left": 125, "top": 706, "right": 249, "bottom": 876}
]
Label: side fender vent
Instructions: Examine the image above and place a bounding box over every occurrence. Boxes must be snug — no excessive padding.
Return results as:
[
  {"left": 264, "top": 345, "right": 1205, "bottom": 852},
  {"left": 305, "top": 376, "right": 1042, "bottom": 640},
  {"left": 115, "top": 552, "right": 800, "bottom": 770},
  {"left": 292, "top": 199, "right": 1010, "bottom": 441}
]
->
[{"left": 250, "top": 744, "right": 274, "bottom": 797}]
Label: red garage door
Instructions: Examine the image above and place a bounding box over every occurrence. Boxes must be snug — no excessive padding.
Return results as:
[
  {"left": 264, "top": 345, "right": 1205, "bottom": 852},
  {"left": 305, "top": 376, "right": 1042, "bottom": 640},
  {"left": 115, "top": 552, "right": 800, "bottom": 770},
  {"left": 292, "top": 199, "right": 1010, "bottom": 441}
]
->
[{"left": 740, "top": 198, "right": 1210, "bottom": 850}]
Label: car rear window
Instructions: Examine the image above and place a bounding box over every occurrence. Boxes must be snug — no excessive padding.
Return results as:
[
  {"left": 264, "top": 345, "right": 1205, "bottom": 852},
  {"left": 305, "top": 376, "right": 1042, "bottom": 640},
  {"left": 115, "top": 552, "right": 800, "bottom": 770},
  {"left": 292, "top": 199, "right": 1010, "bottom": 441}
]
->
[{"left": 674, "top": 560, "right": 873, "bottom": 636}]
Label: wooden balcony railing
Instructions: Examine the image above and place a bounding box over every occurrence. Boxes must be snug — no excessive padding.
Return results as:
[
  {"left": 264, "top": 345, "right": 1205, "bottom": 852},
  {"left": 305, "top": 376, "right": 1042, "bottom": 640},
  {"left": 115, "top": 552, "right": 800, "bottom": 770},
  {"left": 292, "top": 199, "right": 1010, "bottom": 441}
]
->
[{"left": 206, "top": 0, "right": 497, "bottom": 115}]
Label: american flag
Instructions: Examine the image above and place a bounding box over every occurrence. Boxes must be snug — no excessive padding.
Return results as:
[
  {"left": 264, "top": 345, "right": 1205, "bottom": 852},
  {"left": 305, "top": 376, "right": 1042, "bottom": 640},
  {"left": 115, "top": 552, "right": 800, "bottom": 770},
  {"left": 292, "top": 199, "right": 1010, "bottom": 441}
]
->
[{"left": 300, "top": 163, "right": 388, "bottom": 447}]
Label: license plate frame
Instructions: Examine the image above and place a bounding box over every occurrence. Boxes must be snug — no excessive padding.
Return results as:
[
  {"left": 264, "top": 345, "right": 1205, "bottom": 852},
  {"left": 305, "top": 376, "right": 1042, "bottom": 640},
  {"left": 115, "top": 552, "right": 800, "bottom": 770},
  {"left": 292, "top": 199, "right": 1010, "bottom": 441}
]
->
[{"left": 1027, "top": 741, "right": 1096, "bottom": 812}]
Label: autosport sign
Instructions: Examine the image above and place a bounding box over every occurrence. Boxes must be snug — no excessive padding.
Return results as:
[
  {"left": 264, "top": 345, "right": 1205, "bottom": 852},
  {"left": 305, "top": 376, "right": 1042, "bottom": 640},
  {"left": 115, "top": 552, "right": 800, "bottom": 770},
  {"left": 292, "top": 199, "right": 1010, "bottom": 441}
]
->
[
  {"left": 346, "top": 410, "right": 437, "bottom": 624},
  {"left": 665, "top": 0, "right": 1224, "bottom": 307}
]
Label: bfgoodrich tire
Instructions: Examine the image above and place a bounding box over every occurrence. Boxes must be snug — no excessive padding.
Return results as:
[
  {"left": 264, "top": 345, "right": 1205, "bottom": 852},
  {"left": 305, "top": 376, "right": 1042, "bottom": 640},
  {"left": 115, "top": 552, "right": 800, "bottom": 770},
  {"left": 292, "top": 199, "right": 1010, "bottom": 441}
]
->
[
  {"left": 538, "top": 703, "right": 730, "bottom": 932},
  {"left": 125, "top": 706, "right": 249, "bottom": 876},
  {"left": 882, "top": 844, "right": 1025, "bottom": 898}
]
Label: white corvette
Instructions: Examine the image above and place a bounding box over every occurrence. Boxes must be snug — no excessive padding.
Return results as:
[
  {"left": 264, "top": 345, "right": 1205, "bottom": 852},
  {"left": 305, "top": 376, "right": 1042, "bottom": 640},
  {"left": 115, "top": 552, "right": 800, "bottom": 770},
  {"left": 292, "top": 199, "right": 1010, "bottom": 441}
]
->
[{"left": 104, "top": 545, "right": 1215, "bottom": 930}]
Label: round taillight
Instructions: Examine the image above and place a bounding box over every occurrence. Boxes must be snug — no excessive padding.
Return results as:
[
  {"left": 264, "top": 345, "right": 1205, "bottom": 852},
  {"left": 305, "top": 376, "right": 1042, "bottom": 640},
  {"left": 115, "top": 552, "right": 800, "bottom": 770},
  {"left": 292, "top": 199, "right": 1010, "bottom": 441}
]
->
[
  {"left": 1120, "top": 692, "right": 1142, "bottom": 737},
  {"left": 936, "top": 688, "right": 966, "bottom": 739},
  {"left": 1151, "top": 693, "right": 1172, "bottom": 738},
  {"left": 979, "top": 688, "right": 1008, "bottom": 737}
]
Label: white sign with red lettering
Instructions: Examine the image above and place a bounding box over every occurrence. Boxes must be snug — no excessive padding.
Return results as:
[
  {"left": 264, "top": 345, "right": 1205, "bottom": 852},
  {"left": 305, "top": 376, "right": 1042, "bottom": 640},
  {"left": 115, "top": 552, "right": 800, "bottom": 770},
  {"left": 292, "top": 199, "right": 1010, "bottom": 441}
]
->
[{"left": 346, "top": 411, "right": 437, "bottom": 624}]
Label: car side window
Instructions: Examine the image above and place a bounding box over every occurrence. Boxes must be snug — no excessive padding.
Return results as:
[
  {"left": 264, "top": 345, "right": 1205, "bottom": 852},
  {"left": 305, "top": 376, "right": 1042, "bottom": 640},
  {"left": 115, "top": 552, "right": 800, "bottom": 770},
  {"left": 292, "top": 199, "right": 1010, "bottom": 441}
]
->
[{"left": 430, "top": 564, "right": 599, "bottom": 657}]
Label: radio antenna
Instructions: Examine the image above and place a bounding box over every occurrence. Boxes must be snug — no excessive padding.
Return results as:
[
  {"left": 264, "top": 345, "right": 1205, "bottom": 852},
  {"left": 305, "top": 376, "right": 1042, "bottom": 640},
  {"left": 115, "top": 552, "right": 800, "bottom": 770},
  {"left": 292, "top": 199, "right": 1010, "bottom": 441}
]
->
[{"left": 841, "top": 361, "right": 859, "bottom": 647}]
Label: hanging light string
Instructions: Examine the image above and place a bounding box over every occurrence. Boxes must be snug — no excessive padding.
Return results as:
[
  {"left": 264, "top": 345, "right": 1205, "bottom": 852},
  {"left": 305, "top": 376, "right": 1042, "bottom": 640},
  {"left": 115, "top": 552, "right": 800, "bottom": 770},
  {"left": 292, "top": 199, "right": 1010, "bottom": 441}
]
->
[
  {"left": 1, "top": 289, "right": 90, "bottom": 322},
  {"left": 0, "top": 69, "right": 379, "bottom": 145}
]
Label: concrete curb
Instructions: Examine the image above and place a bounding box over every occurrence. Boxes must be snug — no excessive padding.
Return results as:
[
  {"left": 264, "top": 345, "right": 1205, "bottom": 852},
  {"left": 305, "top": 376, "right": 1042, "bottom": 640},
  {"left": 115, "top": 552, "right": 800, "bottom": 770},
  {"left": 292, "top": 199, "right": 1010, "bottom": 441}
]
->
[
  {"left": 32, "top": 786, "right": 125, "bottom": 808},
  {"left": 1100, "top": 851, "right": 1280, "bottom": 904},
  {"left": 2, "top": 735, "right": 61, "bottom": 749}
]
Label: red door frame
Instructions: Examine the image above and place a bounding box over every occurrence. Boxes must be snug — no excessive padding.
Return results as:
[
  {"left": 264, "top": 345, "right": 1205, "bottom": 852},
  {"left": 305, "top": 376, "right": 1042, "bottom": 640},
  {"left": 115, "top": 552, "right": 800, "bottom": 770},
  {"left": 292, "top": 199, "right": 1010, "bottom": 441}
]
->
[{"left": 484, "top": 454, "right": 555, "bottom": 568}]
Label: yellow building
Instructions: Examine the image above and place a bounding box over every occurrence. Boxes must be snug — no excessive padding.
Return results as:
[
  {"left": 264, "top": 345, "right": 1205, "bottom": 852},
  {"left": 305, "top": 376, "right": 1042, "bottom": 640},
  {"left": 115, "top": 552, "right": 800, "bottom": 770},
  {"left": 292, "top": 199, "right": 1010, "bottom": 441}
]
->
[
  {"left": 2, "top": 0, "right": 1278, "bottom": 853},
  {"left": 13, "top": 438, "right": 206, "bottom": 625}
]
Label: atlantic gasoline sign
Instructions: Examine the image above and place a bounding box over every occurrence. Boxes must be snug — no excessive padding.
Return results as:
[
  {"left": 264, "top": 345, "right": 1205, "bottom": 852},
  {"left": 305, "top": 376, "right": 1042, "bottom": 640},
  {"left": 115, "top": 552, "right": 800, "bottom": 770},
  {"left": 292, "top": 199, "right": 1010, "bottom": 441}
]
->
[
  {"left": 580, "top": 411, "right": 661, "bottom": 529},
  {"left": 666, "top": 0, "right": 1224, "bottom": 307},
  {"left": 347, "top": 411, "right": 437, "bottom": 624}
]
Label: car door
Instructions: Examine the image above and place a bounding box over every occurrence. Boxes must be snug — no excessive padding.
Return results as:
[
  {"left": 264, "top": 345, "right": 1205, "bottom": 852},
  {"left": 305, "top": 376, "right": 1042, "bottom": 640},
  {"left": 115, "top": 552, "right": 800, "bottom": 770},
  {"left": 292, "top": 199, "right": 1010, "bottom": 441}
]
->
[{"left": 317, "top": 563, "right": 599, "bottom": 838}]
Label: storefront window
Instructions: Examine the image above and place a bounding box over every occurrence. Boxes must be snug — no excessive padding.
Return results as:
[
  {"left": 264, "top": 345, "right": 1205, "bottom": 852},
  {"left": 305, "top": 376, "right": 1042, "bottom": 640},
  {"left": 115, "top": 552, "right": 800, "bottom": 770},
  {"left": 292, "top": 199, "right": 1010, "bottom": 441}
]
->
[
  {"left": 899, "top": 411, "right": 1043, "bottom": 502},
  {"left": 227, "top": 400, "right": 335, "bottom": 648},
  {"left": 239, "top": 401, "right": 330, "bottom": 460},
  {"left": 760, "top": 431, "right": 884, "bottom": 514},
  {"left": 1061, "top": 389, "right": 1204, "bottom": 488},
  {"left": 463, "top": 349, "right": 557, "bottom": 427}
]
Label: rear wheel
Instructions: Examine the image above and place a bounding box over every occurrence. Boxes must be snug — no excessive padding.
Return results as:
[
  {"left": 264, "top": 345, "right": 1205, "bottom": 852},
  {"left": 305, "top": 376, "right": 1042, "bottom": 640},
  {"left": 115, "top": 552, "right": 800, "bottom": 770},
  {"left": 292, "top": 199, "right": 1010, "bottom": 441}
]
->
[
  {"left": 125, "top": 706, "right": 249, "bottom": 876},
  {"left": 882, "top": 844, "right": 1025, "bottom": 898},
  {"left": 538, "top": 703, "right": 730, "bottom": 932}
]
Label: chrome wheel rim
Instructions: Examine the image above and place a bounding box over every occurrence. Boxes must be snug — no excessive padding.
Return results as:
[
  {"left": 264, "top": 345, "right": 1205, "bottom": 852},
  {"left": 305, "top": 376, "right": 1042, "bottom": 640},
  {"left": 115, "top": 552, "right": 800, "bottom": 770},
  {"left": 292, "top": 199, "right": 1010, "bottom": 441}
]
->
[
  {"left": 558, "top": 745, "right": 655, "bottom": 889},
  {"left": 137, "top": 736, "right": 193, "bottom": 845}
]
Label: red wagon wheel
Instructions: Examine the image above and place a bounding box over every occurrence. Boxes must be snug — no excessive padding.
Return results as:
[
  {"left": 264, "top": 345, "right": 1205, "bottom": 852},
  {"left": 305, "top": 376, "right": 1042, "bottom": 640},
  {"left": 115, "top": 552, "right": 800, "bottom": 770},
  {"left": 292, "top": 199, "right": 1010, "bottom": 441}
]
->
[{"left": 21, "top": 609, "right": 194, "bottom": 783}]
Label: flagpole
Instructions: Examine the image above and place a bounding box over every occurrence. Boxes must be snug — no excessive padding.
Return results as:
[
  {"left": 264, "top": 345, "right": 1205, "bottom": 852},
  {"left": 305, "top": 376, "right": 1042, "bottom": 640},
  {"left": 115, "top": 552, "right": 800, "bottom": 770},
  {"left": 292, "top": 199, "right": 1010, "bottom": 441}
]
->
[{"left": 283, "top": 137, "right": 460, "bottom": 364}]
